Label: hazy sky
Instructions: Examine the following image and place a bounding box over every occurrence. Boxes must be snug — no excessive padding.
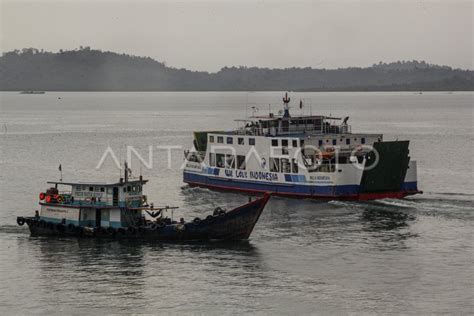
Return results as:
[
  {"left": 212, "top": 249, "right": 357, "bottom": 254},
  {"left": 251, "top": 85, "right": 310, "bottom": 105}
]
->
[{"left": 1, "top": 0, "right": 472, "bottom": 71}]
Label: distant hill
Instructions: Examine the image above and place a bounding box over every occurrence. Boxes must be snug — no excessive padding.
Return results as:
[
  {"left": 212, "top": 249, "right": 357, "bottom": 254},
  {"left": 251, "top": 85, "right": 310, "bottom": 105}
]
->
[{"left": 1, "top": 47, "right": 472, "bottom": 91}]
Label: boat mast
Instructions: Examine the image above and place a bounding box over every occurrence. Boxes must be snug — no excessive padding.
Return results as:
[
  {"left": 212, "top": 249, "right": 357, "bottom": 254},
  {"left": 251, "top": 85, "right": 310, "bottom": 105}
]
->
[{"left": 283, "top": 92, "right": 291, "bottom": 118}]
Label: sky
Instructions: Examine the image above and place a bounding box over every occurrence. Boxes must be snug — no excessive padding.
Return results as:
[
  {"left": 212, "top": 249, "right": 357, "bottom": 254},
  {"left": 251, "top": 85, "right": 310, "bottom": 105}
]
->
[{"left": 1, "top": 0, "right": 472, "bottom": 71}]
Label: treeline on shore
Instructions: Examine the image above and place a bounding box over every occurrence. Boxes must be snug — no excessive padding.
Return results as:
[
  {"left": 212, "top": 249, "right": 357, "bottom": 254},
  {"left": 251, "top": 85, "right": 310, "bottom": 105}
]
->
[{"left": 1, "top": 47, "right": 472, "bottom": 91}]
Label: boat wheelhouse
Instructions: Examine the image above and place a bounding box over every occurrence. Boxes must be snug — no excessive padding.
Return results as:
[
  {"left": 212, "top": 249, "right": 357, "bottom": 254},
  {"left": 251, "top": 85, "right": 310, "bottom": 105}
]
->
[
  {"left": 183, "top": 93, "right": 421, "bottom": 200},
  {"left": 35, "top": 174, "right": 148, "bottom": 228}
]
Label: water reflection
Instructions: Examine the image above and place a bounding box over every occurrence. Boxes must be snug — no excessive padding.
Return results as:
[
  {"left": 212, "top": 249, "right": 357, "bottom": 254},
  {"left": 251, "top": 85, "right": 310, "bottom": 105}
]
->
[{"left": 361, "top": 207, "right": 415, "bottom": 231}]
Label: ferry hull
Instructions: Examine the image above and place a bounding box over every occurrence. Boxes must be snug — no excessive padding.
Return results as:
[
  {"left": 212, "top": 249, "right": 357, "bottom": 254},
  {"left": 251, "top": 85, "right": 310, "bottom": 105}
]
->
[{"left": 184, "top": 172, "right": 420, "bottom": 201}]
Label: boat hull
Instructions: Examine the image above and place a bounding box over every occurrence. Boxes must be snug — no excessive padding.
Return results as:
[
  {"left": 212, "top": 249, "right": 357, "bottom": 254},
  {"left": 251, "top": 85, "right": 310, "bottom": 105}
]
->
[
  {"left": 18, "top": 194, "right": 270, "bottom": 241},
  {"left": 184, "top": 172, "right": 421, "bottom": 201}
]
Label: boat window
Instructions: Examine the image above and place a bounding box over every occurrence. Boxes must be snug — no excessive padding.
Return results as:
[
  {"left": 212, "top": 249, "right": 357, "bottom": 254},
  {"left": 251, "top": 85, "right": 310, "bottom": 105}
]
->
[
  {"left": 209, "top": 135, "right": 214, "bottom": 143},
  {"left": 237, "top": 155, "right": 246, "bottom": 170},
  {"left": 271, "top": 139, "right": 278, "bottom": 147},
  {"left": 216, "top": 153, "right": 225, "bottom": 168},
  {"left": 123, "top": 187, "right": 126, "bottom": 193},
  {"left": 292, "top": 158, "right": 298, "bottom": 173},
  {"left": 217, "top": 136, "right": 224, "bottom": 144},
  {"left": 270, "top": 158, "right": 280, "bottom": 172},
  {"left": 138, "top": 185, "right": 142, "bottom": 192},
  {"left": 318, "top": 140, "right": 323, "bottom": 147},
  {"left": 225, "top": 155, "right": 235, "bottom": 169},
  {"left": 346, "top": 138, "right": 350, "bottom": 145},
  {"left": 361, "top": 137, "right": 366, "bottom": 144},
  {"left": 209, "top": 153, "right": 216, "bottom": 167},
  {"left": 282, "top": 139, "right": 288, "bottom": 147},
  {"left": 338, "top": 156, "right": 348, "bottom": 164},
  {"left": 100, "top": 187, "right": 105, "bottom": 192},
  {"left": 132, "top": 185, "right": 136, "bottom": 192},
  {"left": 238, "top": 138, "right": 244, "bottom": 145},
  {"left": 282, "top": 147, "right": 289, "bottom": 155},
  {"left": 332, "top": 139, "right": 337, "bottom": 145},
  {"left": 249, "top": 138, "right": 255, "bottom": 146},
  {"left": 227, "top": 137, "right": 233, "bottom": 144},
  {"left": 281, "top": 158, "right": 291, "bottom": 173},
  {"left": 292, "top": 140, "right": 298, "bottom": 147},
  {"left": 89, "top": 186, "right": 93, "bottom": 192},
  {"left": 76, "top": 186, "right": 81, "bottom": 191}
]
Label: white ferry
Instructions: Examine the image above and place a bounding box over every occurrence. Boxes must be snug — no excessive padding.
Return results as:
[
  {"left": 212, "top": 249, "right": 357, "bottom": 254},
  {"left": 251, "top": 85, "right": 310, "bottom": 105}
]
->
[{"left": 183, "top": 93, "right": 422, "bottom": 200}]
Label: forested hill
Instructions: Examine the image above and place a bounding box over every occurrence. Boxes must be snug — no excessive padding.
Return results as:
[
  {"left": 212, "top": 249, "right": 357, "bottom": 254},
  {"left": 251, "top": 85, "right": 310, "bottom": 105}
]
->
[{"left": 1, "top": 48, "right": 473, "bottom": 91}]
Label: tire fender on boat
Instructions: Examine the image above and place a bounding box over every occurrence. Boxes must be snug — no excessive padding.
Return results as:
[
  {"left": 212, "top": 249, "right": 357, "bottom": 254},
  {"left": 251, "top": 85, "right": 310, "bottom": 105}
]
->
[{"left": 16, "top": 217, "right": 25, "bottom": 226}]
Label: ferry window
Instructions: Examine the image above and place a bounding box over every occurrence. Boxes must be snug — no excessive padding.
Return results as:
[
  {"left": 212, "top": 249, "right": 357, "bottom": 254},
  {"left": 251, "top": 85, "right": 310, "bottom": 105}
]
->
[
  {"left": 249, "top": 138, "right": 255, "bottom": 146},
  {"left": 300, "top": 139, "right": 305, "bottom": 147},
  {"left": 332, "top": 139, "right": 337, "bottom": 145},
  {"left": 209, "top": 153, "right": 216, "bottom": 167},
  {"left": 346, "top": 139, "right": 350, "bottom": 145},
  {"left": 292, "top": 140, "right": 298, "bottom": 147},
  {"left": 76, "top": 186, "right": 81, "bottom": 191},
  {"left": 89, "top": 186, "right": 93, "bottom": 192},
  {"left": 138, "top": 185, "right": 142, "bottom": 192},
  {"left": 292, "top": 158, "right": 298, "bottom": 173},
  {"left": 270, "top": 158, "right": 280, "bottom": 172},
  {"left": 326, "top": 140, "right": 329, "bottom": 143},
  {"left": 217, "top": 136, "right": 224, "bottom": 144},
  {"left": 127, "top": 186, "right": 131, "bottom": 192},
  {"left": 225, "top": 155, "right": 235, "bottom": 169},
  {"left": 271, "top": 139, "right": 278, "bottom": 147},
  {"left": 123, "top": 187, "right": 126, "bottom": 193},
  {"left": 354, "top": 138, "right": 357, "bottom": 141},
  {"left": 100, "top": 187, "right": 105, "bottom": 192},
  {"left": 209, "top": 136, "right": 214, "bottom": 143},
  {"left": 227, "top": 137, "right": 233, "bottom": 144},
  {"left": 132, "top": 185, "right": 136, "bottom": 192},
  {"left": 361, "top": 137, "right": 366, "bottom": 144},
  {"left": 238, "top": 138, "right": 244, "bottom": 145},
  {"left": 318, "top": 140, "right": 323, "bottom": 147},
  {"left": 237, "top": 155, "right": 246, "bottom": 170},
  {"left": 216, "top": 154, "right": 225, "bottom": 168},
  {"left": 282, "top": 139, "right": 288, "bottom": 147},
  {"left": 282, "top": 148, "right": 289, "bottom": 155},
  {"left": 281, "top": 158, "right": 291, "bottom": 173}
]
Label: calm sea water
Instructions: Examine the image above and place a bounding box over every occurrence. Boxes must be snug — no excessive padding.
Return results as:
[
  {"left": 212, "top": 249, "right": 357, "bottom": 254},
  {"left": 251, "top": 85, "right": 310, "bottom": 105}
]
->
[{"left": 0, "top": 92, "right": 473, "bottom": 314}]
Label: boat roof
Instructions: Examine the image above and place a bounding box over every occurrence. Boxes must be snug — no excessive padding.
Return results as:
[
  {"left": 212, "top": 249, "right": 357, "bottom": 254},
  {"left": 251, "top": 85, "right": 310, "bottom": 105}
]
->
[
  {"left": 47, "top": 179, "right": 148, "bottom": 187},
  {"left": 239, "top": 114, "right": 342, "bottom": 121}
]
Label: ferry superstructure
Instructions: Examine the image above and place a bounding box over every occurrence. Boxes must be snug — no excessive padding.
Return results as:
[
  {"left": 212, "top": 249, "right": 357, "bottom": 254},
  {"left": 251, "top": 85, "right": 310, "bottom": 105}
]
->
[{"left": 183, "top": 93, "right": 421, "bottom": 200}]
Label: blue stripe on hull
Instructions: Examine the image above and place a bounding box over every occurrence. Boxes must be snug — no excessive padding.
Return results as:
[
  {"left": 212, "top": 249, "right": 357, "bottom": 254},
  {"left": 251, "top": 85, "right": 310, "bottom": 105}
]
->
[
  {"left": 184, "top": 172, "right": 419, "bottom": 197},
  {"left": 401, "top": 181, "right": 418, "bottom": 191},
  {"left": 184, "top": 172, "right": 359, "bottom": 196}
]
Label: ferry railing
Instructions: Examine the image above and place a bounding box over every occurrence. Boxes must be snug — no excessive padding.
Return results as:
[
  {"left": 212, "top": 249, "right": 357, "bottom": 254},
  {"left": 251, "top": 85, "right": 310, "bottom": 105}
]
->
[{"left": 237, "top": 124, "right": 351, "bottom": 136}]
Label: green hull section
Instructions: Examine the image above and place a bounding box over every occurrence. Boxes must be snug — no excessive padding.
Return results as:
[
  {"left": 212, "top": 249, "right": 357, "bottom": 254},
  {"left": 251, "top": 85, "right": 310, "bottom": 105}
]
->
[
  {"left": 360, "top": 141, "right": 410, "bottom": 193},
  {"left": 193, "top": 131, "right": 224, "bottom": 152}
]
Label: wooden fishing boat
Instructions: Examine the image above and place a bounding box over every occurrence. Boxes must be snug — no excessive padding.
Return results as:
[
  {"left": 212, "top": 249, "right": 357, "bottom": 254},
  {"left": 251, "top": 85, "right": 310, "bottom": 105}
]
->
[{"left": 16, "top": 165, "right": 270, "bottom": 241}]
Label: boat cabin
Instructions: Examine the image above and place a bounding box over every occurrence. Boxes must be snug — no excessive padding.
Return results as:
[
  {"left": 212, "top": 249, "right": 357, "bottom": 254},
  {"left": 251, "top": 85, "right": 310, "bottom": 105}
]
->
[{"left": 37, "top": 176, "right": 148, "bottom": 228}]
